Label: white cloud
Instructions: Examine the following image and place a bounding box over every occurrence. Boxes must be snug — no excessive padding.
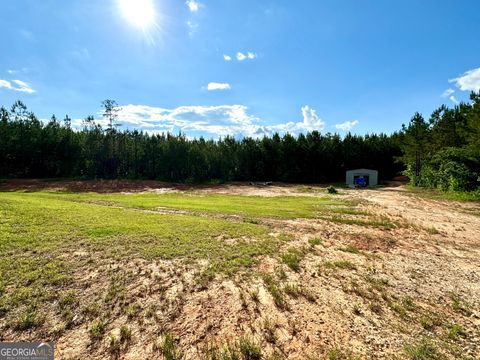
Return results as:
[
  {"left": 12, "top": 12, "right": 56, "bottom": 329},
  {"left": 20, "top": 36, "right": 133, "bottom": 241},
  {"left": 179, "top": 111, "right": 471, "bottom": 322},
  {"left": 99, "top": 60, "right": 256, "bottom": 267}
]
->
[
  {"left": 335, "top": 120, "right": 359, "bottom": 131},
  {"left": 449, "top": 95, "right": 459, "bottom": 105},
  {"left": 12, "top": 80, "right": 35, "bottom": 93},
  {"left": 223, "top": 54, "right": 232, "bottom": 61},
  {"left": 186, "top": 0, "right": 199, "bottom": 12},
  {"left": 441, "top": 88, "right": 455, "bottom": 98},
  {"left": 296, "top": 105, "right": 326, "bottom": 131},
  {"left": 74, "top": 104, "right": 327, "bottom": 139},
  {"left": 207, "top": 82, "right": 231, "bottom": 91},
  {"left": 0, "top": 79, "right": 35, "bottom": 93},
  {"left": 260, "top": 106, "right": 326, "bottom": 135},
  {"left": 236, "top": 52, "right": 247, "bottom": 61},
  {"left": 6, "top": 68, "right": 29, "bottom": 75},
  {"left": 449, "top": 67, "right": 480, "bottom": 92},
  {"left": 0, "top": 80, "right": 13, "bottom": 90},
  {"left": 235, "top": 51, "right": 257, "bottom": 61}
]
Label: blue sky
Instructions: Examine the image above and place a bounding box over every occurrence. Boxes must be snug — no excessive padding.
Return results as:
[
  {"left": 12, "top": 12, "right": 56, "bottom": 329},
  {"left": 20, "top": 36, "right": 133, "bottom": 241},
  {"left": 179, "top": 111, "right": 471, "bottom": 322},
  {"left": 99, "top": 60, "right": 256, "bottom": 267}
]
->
[{"left": 1, "top": 0, "right": 479, "bottom": 138}]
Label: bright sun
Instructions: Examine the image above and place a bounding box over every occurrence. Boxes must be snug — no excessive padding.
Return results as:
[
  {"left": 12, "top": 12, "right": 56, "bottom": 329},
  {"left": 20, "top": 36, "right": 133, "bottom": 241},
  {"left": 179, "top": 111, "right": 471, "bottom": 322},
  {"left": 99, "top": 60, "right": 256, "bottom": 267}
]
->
[{"left": 118, "top": 0, "right": 156, "bottom": 29}]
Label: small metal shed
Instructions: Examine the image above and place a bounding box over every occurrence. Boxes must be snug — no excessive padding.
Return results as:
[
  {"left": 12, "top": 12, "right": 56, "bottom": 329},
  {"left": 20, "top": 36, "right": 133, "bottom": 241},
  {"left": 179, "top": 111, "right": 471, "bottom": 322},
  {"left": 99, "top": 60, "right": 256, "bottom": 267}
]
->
[{"left": 346, "top": 169, "right": 378, "bottom": 187}]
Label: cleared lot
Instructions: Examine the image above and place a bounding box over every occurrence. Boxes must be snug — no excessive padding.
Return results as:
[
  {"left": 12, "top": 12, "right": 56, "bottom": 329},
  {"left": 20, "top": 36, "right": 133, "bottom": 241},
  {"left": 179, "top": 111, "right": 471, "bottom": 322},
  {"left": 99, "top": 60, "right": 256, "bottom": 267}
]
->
[{"left": 0, "top": 181, "right": 479, "bottom": 359}]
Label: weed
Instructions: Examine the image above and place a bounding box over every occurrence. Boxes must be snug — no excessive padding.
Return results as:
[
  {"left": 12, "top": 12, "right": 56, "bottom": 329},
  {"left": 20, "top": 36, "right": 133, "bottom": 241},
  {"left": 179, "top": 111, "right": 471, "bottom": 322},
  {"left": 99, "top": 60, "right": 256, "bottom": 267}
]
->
[
  {"left": 327, "top": 348, "right": 341, "bottom": 360},
  {"left": 263, "top": 275, "right": 287, "bottom": 310},
  {"left": 308, "top": 238, "right": 322, "bottom": 246},
  {"left": 404, "top": 339, "right": 439, "bottom": 360},
  {"left": 281, "top": 249, "right": 304, "bottom": 272},
  {"left": 153, "top": 332, "right": 184, "bottom": 360},
  {"left": 323, "top": 260, "right": 356, "bottom": 270},
  {"left": 15, "top": 305, "right": 41, "bottom": 330},
  {"left": 145, "top": 304, "right": 157, "bottom": 319},
  {"left": 283, "top": 283, "right": 315, "bottom": 302},
  {"left": 327, "top": 186, "right": 338, "bottom": 194},
  {"left": 340, "top": 245, "right": 360, "bottom": 254},
  {"left": 83, "top": 303, "right": 101, "bottom": 319},
  {"left": 390, "top": 303, "right": 407, "bottom": 318},
  {"left": 402, "top": 296, "right": 415, "bottom": 311},
  {"left": 195, "top": 270, "right": 215, "bottom": 290},
  {"left": 365, "top": 275, "right": 389, "bottom": 291},
  {"left": 239, "top": 291, "right": 248, "bottom": 309},
  {"left": 322, "top": 215, "right": 397, "bottom": 229},
  {"left": 348, "top": 280, "right": 372, "bottom": 299},
  {"left": 447, "top": 323, "right": 466, "bottom": 339},
  {"left": 58, "top": 290, "right": 79, "bottom": 311},
  {"left": 449, "top": 292, "right": 471, "bottom": 315},
  {"left": 109, "top": 334, "right": 121, "bottom": 357},
  {"left": 419, "top": 312, "right": 442, "bottom": 331},
  {"left": 283, "top": 283, "right": 301, "bottom": 298},
  {"left": 326, "top": 348, "right": 360, "bottom": 360},
  {"left": 275, "top": 266, "right": 287, "bottom": 280},
  {"left": 58, "top": 290, "right": 78, "bottom": 326},
  {"left": 263, "top": 318, "right": 277, "bottom": 343},
  {"left": 426, "top": 227, "right": 440, "bottom": 235},
  {"left": 249, "top": 289, "right": 260, "bottom": 303},
  {"left": 105, "top": 275, "right": 126, "bottom": 305},
  {"left": 237, "top": 337, "right": 262, "bottom": 360},
  {"left": 126, "top": 303, "right": 141, "bottom": 320},
  {"left": 90, "top": 318, "right": 107, "bottom": 342},
  {"left": 208, "top": 337, "right": 262, "bottom": 360},
  {"left": 120, "top": 325, "right": 132, "bottom": 343}
]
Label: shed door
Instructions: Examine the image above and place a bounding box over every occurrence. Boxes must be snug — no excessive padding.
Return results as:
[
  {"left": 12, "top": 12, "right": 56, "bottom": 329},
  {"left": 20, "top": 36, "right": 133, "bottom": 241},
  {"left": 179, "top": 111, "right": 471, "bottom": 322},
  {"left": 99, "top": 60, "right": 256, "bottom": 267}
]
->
[{"left": 354, "top": 175, "right": 370, "bottom": 186}]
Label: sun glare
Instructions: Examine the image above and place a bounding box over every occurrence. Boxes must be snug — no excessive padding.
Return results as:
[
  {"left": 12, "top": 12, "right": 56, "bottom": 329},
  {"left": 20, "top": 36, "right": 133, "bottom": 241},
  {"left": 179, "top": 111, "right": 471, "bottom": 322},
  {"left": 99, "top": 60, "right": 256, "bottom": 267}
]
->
[{"left": 118, "top": 0, "right": 156, "bottom": 29}]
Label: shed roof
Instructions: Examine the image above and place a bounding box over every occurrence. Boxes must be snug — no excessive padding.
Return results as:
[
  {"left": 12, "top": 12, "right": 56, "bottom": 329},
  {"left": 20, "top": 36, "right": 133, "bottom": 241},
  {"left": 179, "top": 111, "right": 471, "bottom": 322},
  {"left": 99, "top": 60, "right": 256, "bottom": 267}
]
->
[{"left": 346, "top": 168, "right": 378, "bottom": 173}]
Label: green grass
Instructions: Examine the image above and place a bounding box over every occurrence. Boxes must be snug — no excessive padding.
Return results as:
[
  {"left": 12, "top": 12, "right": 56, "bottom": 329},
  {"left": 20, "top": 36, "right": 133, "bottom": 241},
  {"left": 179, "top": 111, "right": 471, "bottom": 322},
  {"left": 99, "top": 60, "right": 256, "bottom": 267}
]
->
[
  {"left": 206, "top": 337, "right": 262, "bottom": 360},
  {"left": 447, "top": 323, "right": 466, "bottom": 339},
  {"left": 263, "top": 275, "right": 287, "bottom": 310},
  {"left": 56, "top": 191, "right": 352, "bottom": 219},
  {"left": 90, "top": 318, "right": 108, "bottom": 342},
  {"left": 407, "top": 186, "right": 480, "bottom": 202},
  {"left": 308, "top": 238, "right": 322, "bottom": 246},
  {"left": 0, "top": 191, "right": 279, "bottom": 262},
  {"left": 281, "top": 248, "right": 305, "bottom": 271},
  {"left": 340, "top": 245, "right": 360, "bottom": 254},
  {"left": 404, "top": 339, "right": 440, "bottom": 360},
  {"left": 0, "top": 191, "right": 289, "bottom": 325},
  {"left": 0, "top": 189, "right": 365, "bottom": 332},
  {"left": 323, "top": 260, "right": 356, "bottom": 270},
  {"left": 153, "top": 332, "right": 184, "bottom": 360}
]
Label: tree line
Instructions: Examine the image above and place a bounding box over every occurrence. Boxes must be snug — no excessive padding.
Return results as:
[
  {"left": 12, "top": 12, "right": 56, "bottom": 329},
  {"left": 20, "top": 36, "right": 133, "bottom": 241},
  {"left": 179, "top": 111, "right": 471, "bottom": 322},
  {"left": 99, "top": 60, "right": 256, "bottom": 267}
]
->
[
  {"left": 0, "top": 95, "right": 478, "bottom": 191},
  {"left": 399, "top": 92, "right": 480, "bottom": 192}
]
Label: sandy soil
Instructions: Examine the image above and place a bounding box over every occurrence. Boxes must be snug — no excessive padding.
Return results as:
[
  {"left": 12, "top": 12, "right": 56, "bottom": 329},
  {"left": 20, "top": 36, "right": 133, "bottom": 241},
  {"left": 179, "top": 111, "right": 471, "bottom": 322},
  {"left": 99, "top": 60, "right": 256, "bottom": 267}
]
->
[{"left": 2, "top": 181, "right": 479, "bottom": 359}]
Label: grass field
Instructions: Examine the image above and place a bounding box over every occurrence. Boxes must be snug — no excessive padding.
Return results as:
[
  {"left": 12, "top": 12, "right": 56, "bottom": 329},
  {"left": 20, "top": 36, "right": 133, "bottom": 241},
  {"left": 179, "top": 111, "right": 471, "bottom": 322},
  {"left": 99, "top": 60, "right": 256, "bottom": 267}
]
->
[
  {"left": 1, "top": 183, "right": 479, "bottom": 359},
  {"left": 0, "top": 190, "right": 357, "bottom": 334}
]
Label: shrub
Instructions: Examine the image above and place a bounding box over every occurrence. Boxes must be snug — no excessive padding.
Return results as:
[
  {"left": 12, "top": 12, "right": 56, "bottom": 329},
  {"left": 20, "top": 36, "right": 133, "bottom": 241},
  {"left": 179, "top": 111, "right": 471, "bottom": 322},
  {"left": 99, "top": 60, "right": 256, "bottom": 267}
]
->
[{"left": 327, "top": 185, "right": 338, "bottom": 194}]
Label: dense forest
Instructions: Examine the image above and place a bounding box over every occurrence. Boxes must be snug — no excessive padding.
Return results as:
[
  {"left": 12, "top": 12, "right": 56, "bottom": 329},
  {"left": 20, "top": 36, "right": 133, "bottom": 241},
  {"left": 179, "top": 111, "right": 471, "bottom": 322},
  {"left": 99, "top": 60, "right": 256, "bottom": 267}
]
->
[
  {"left": 399, "top": 92, "right": 480, "bottom": 192},
  {"left": 0, "top": 93, "right": 479, "bottom": 191}
]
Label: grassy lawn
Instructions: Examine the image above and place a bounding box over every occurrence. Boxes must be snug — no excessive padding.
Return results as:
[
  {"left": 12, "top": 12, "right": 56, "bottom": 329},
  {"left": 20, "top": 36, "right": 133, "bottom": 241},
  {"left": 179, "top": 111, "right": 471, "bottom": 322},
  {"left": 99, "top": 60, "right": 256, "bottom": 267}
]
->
[{"left": 59, "top": 191, "right": 353, "bottom": 219}]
